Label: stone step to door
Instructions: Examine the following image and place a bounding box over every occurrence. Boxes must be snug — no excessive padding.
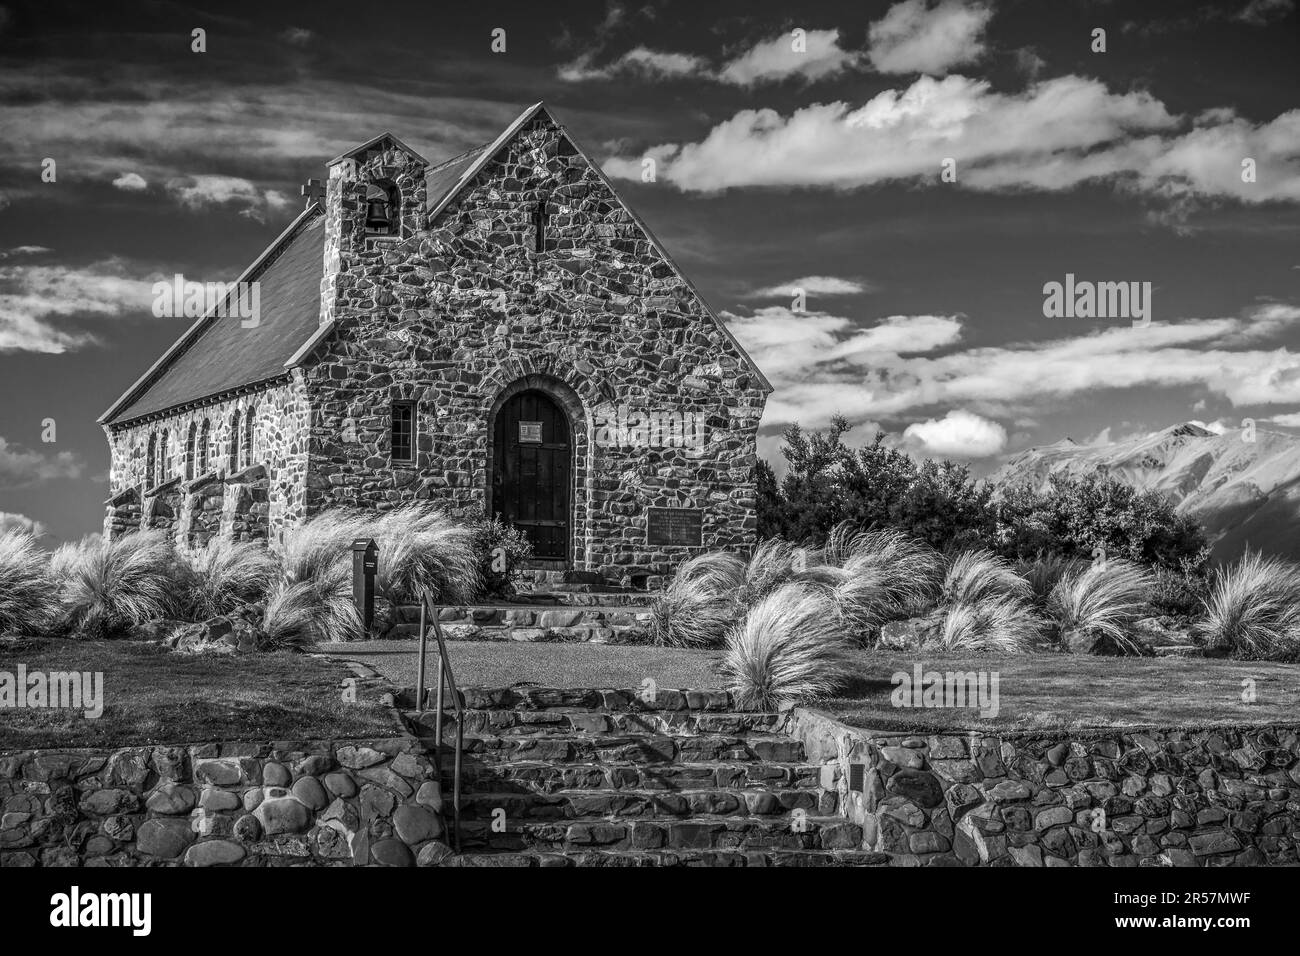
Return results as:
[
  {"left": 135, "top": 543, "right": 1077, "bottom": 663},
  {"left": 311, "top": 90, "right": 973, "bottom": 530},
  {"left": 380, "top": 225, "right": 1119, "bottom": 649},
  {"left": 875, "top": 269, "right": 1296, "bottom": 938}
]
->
[
  {"left": 390, "top": 604, "right": 655, "bottom": 643},
  {"left": 458, "top": 787, "right": 836, "bottom": 819},
  {"left": 387, "top": 622, "right": 644, "bottom": 643},
  {"left": 454, "top": 759, "right": 822, "bottom": 793},
  {"left": 455, "top": 813, "right": 863, "bottom": 853},
  {"left": 445, "top": 848, "right": 890, "bottom": 867}
]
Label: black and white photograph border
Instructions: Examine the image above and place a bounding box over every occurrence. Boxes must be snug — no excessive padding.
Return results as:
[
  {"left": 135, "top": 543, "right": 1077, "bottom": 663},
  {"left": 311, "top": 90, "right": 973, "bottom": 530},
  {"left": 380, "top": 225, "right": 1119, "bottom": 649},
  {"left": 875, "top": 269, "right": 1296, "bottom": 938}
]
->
[{"left": 0, "top": 0, "right": 1296, "bottom": 929}]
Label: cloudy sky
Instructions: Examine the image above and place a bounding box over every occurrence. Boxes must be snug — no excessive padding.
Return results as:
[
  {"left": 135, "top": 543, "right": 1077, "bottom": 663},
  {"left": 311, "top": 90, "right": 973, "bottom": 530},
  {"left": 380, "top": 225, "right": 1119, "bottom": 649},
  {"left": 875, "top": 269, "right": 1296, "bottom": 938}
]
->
[{"left": 1, "top": 0, "right": 1298, "bottom": 542}]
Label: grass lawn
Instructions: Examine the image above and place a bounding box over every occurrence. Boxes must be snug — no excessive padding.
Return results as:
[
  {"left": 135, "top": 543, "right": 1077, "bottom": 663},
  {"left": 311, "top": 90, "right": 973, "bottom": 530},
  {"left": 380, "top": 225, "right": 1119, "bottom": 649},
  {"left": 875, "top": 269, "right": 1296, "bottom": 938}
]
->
[
  {"left": 828, "top": 652, "right": 1300, "bottom": 733},
  {"left": 324, "top": 639, "right": 1300, "bottom": 733},
  {"left": 0, "top": 637, "right": 401, "bottom": 750},
  {"left": 319, "top": 639, "right": 727, "bottom": 692}
]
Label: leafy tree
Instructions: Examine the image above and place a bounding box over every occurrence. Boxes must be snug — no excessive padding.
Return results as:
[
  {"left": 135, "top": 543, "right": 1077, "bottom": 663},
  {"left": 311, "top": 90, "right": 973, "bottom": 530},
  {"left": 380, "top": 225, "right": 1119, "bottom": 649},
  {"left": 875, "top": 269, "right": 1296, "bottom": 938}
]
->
[
  {"left": 758, "top": 418, "right": 995, "bottom": 550},
  {"left": 995, "top": 471, "right": 1209, "bottom": 572}
]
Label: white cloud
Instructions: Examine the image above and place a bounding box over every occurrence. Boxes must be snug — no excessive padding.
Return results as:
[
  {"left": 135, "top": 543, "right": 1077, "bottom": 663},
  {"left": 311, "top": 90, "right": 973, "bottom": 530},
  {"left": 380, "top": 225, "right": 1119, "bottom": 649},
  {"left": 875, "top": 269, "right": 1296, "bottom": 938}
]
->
[
  {"left": 0, "top": 435, "right": 84, "bottom": 487},
  {"left": 112, "top": 172, "right": 148, "bottom": 191},
  {"left": 560, "top": 29, "right": 857, "bottom": 86},
  {"left": 0, "top": 245, "right": 52, "bottom": 259},
  {"left": 718, "top": 29, "right": 859, "bottom": 86},
  {"left": 1188, "top": 419, "right": 1231, "bottom": 435},
  {"left": 868, "top": 0, "right": 994, "bottom": 75},
  {"left": 726, "top": 302, "right": 1300, "bottom": 431},
  {"left": 1236, "top": 0, "right": 1294, "bottom": 25},
  {"left": 164, "top": 175, "right": 292, "bottom": 220},
  {"left": 747, "top": 276, "right": 872, "bottom": 298},
  {"left": 0, "top": 258, "right": 160, "bottom": 353},
  {"left": 903, "top": 409, "right": 1008, "bottom": 457},
  {"left": 605, "top": 73, "right": 1300, "bottom": 206},
  {"left": 281, "top": 27, "right": 314, "bottom": 45},
  {"left": 0, "top": 511, "right": 46, "bottom": 537}
]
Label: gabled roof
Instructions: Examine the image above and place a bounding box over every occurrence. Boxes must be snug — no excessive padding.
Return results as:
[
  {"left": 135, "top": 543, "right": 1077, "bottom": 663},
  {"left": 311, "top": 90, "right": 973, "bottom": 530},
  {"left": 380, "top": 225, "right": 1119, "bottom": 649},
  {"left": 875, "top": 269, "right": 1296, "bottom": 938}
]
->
[
  {"left": 422, "top": 102, "right": 773, "bottom": 392},
  {"left": 100, "top": 207, "right": 326, "bottom": 425},
  {"left": 102, "top": 102, "right": 771, "bottom": 426},
  {"left": 330, "top": 131, "right": 430, "bottom": 167}
]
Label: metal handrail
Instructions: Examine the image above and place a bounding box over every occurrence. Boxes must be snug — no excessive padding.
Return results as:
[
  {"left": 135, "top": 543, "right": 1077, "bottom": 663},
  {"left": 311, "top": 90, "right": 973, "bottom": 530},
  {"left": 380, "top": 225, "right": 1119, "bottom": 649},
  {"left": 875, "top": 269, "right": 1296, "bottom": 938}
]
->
[{"left": 416, "top": 594, "right": 463, "bottom": 853}]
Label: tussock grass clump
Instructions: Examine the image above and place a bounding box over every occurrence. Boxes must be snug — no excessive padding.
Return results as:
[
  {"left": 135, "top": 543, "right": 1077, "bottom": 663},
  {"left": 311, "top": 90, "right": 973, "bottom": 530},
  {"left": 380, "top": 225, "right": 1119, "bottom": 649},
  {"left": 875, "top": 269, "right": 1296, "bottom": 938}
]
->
[
  {"left": 648, "top": 551, "right": 746, "bottom": 648},
  {"left": 1017, "top": 551, "right": 1088, "bottom": 605},
  {"left": 927, "top": 549, "right": 1039, "bottom": 653},
  {"left": 369, "top": 504, "right": 481, "bottom": 608},
  {"left": 814, "top": 525, "right": 941, "bottom": 634},
  {"left": 1047, "top": 558, "right": 1153, "bottom": 655},
  {"left": 0, "top": 530, "right": 54, "bottom": 636},
  {"left": 180, "top": 539, "right": 278, "bottom": 620},
  {"left": 720, "top": 582, "right": 849, "bottom": 710},
  {"left": 263, "top": 571, "right": 364, "bottom": 648},
  {"left": 265, "top": 504, "right": 483, "bottom": 645},
  {"left": 1194, "top": 552, "right": 1300, "bottom": 661},
  {"left": 53, "top": 531, "right": 179, "bottom": 639}
]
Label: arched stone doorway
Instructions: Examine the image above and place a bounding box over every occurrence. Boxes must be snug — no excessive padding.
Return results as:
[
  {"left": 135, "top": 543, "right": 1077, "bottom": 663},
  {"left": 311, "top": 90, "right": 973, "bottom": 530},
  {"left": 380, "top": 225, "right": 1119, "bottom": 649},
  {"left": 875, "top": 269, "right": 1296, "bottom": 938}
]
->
[{"left": 490, "top": 387, "right": 574, "bottom": 563}]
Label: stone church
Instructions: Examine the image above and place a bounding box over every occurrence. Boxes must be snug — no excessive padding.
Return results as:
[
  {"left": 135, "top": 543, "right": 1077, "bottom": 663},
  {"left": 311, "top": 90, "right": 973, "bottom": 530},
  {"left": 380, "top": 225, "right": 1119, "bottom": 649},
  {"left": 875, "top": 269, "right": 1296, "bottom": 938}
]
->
[{"left": 100, "top": 103, "right": 770, "bottom": 585}]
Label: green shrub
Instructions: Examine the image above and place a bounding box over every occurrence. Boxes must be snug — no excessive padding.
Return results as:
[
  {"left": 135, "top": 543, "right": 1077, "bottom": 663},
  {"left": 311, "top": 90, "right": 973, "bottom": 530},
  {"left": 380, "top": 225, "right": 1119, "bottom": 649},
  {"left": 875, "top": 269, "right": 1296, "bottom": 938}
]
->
[
  {"left": 0, "top": 530, "right": 54, "bottom": 636},
  {"left": 1194, "top": 552, "right": 1300, "bottom": 661},
  {"left": 472, "top": 514, "right": 533, "bottom": 600},
  {"left": 996, "top": 471, "right": 1209, "bottom": 573}
]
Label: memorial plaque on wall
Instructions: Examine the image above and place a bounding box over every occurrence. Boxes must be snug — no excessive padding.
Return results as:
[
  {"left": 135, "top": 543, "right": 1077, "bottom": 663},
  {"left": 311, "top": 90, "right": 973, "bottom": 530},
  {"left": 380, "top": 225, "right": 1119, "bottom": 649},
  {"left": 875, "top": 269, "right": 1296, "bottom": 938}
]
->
[{"left": 646, "top": 507, "right": 703, "bottom": 547}]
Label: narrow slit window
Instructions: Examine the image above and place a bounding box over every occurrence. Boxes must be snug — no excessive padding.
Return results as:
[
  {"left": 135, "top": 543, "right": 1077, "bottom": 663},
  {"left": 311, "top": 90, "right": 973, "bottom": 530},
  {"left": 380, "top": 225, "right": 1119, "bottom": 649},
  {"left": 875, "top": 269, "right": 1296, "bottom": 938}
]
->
[
  {"left": 391, "top": 401, "right": 415, "bottom": 463},
  {"left": 229, "top": 410, "right": 241, "bottom": 472},
  {"left": 533, "top": 199, "right": 546, "bottom": 253}
]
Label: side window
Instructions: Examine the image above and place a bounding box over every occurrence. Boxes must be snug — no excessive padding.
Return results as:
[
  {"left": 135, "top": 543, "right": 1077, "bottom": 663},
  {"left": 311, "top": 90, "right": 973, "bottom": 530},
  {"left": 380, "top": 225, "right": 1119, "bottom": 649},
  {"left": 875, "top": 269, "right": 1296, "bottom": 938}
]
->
[
  {"left": 229, "top": 409, "right": 241, "bottom": 472},
  {"left": 243, "top": 406, "right": 257, "bottom": 469},
  {"left": 391, "top": 401, "right": 415, "bottom": 463},
  {"left": 198, "top": 419, "right": 210, "bottom": 474}
]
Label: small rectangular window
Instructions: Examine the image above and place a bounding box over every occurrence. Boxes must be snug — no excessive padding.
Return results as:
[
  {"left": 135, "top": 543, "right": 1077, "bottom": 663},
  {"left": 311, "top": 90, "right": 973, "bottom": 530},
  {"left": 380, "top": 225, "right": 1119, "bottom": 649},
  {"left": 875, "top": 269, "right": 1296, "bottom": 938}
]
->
[{"left": 391, "top": 402, "right": 415, "bottom": 463}]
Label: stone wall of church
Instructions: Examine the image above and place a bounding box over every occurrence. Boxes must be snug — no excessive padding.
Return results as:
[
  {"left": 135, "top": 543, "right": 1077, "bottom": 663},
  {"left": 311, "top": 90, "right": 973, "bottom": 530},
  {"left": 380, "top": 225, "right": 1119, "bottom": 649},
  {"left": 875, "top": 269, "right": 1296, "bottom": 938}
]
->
[
  {"left": 103, "top": 379, "right": 311, "bottom": 548},
  {"left": 303, "top": 114, "right": 768, "bottom": 583}
]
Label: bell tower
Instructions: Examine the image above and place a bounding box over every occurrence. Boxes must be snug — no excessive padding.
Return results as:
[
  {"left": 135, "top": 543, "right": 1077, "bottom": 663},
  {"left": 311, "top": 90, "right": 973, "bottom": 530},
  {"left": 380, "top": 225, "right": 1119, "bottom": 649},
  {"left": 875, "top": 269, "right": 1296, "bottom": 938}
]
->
[{"left": 317, "top": 132, "right": 430, "bottom": 326}]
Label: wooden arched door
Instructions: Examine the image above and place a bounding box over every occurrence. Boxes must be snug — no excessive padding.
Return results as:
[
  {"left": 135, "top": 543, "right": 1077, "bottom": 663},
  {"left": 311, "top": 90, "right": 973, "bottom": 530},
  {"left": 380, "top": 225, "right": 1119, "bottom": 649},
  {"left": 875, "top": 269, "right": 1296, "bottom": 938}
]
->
[{"left": 492, "top": 390, "right": 571, "bottom": 561}]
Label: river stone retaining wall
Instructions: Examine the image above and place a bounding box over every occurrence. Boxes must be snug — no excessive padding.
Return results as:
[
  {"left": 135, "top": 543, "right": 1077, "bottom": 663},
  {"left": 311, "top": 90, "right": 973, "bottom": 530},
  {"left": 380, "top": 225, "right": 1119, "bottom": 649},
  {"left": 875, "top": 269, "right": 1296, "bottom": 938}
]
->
[
  {"left": 789, "top": 709, "right": 1300, "bottom": 867},
  {"left": 0, "top": 737, "right": 449, "bottom": 867}
]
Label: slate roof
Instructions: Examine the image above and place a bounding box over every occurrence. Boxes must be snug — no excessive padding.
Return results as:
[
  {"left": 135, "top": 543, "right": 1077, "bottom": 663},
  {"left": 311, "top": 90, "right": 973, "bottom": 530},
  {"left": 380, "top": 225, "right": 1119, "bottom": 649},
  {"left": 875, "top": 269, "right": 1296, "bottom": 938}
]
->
[
  {"left": 101, "top": 210, "right": 326, "bottom": 425},
  {"left": 424, "top": 146, "right": 486, "bottom": 213}
]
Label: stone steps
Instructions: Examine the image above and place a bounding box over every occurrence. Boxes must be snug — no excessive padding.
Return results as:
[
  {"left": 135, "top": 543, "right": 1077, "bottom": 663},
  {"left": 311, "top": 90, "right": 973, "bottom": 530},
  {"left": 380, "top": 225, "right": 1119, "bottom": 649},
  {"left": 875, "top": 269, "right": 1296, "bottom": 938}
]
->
[
  {"left": 454, "top": 759, "right": 822, "bottom": 793},
  {"left": 458, "top": 732, "right": 807, "bottom": 765},
  {"left": 455, "top": 813, "right": 862, "bottom": 853},
  {"left": 445, "top": 848, "right": 890, "bottom": 867},
  {"left": 453, "top": 708, "right": 786, "bottom": 736},
  {"left": 457, "top": 787, "right": 833, "bottom": 818},
  {"left": 415, "top": 684, "right": 868, "bottom": 866}
]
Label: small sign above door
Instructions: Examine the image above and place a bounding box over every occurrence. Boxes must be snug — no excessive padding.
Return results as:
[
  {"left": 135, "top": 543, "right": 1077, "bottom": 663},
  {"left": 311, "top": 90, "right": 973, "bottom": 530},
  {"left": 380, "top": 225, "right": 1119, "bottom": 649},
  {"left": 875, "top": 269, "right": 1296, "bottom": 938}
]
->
[{"left": 518, "top": 421, "right": 543, "bottom": 443}]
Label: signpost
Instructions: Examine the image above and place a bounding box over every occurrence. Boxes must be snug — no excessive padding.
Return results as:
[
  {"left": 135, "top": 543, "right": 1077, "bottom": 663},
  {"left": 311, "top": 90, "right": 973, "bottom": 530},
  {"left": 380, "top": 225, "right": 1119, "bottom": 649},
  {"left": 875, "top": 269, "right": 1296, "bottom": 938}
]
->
[{"left": 351, "top": 538, "right": 378, "bottom": 633}]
